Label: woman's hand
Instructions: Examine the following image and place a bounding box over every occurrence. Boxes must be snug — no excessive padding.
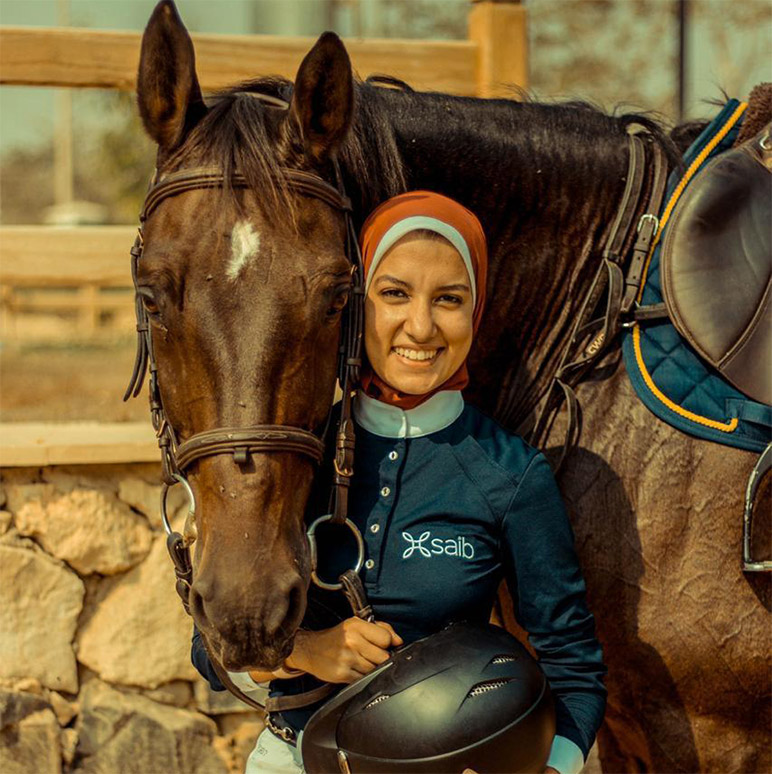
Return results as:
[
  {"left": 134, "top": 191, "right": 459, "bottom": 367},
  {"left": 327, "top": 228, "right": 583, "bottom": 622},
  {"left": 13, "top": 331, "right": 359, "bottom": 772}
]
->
[{"left": 286, "top": 618, "right": 403, "bottom": 683}]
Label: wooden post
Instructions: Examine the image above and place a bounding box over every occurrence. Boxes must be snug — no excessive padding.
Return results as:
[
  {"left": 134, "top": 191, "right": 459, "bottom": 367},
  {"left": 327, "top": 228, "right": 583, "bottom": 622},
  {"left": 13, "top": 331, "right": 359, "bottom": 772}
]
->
[
  {"left": 78, "top": 284, "right": 100, "bottom": 336},
  {"left": 468, "top": 0, "right": 528, "bottom": 98}
]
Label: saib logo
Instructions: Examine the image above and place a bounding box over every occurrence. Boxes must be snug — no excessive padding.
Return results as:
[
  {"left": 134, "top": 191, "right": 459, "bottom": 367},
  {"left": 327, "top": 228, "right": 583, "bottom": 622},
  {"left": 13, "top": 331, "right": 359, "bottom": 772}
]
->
[{"left": 401, "top": 530, "right": 475, "bottom": 560}]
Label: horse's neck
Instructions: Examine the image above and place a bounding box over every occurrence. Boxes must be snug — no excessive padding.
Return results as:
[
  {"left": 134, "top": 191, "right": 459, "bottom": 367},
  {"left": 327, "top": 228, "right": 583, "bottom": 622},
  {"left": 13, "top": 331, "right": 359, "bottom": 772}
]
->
[{"left": 368, "top": 91, "right": 634, "bottom": 428}]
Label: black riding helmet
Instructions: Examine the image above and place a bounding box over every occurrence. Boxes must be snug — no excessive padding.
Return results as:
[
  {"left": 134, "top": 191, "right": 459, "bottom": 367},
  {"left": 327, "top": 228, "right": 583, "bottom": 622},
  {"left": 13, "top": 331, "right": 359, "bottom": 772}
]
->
[{"left": 301, "top": 621, "right": 555, "bottom": 774}]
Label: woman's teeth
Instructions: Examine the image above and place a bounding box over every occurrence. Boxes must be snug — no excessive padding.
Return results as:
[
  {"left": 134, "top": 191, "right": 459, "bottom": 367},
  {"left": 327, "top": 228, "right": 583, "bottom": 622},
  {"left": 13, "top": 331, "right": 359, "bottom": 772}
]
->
[{"left": 393, "top": 347, "right": 438, "bottom": 361}]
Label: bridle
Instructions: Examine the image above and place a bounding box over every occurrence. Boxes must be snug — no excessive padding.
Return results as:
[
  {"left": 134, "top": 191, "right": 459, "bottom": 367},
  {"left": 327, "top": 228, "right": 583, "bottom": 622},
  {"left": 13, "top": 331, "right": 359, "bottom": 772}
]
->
[{"left": 125, "top": 133, "right": 367, "bottom": 612}]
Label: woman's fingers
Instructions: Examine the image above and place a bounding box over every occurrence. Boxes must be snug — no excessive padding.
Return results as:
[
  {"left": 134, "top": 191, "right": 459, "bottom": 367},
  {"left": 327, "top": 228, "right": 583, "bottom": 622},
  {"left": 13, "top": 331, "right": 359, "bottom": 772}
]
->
[
  {"left": 356, "top": 637, "right": 393, "bottom": 667},
  {"left": 373, "top": 620, "right": 403, "bottom": 646}
]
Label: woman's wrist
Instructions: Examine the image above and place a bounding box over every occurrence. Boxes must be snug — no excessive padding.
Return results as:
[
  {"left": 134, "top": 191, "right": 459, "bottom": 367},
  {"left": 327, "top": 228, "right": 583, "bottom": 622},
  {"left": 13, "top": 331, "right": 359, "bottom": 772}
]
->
[
  {"left": 282, "top": 630, "right": 310, "bottom": 675},
  {"left": 245, "top": 632, "right": 310, "bottom": 682}
]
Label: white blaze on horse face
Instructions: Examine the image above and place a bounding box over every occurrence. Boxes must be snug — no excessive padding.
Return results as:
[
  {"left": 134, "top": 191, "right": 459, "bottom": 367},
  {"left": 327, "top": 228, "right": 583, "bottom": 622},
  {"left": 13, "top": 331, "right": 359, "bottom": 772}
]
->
[{"left": 227, "top": 220, "right": 261, "bottom": 280}]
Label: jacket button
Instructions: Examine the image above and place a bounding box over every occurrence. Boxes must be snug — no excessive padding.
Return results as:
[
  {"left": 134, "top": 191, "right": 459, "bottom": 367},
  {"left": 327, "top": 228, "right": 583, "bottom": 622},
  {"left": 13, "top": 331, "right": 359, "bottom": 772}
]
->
[
  {"left": 365, "top": 559, "right": 375, "bottom": 570},
  {"left": 370, "top": 523, "right": 380, "bottom": 534},
  {"left": 388, "top": 451, "right": 398, "bottom": 461},
  {"left": 380, "top": 486, "right": 391, "bottom": 497}
]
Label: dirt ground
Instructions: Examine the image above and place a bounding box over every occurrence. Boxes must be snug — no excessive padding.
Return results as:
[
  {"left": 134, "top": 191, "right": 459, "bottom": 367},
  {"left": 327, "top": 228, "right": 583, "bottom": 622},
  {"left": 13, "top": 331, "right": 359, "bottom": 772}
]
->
[{"left": 0, "top": 339, "right": 147, "bottom": 423}]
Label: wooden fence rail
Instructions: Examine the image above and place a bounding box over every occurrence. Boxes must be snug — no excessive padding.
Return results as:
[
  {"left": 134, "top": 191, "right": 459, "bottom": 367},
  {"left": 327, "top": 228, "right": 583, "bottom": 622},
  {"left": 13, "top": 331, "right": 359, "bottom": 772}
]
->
[
  {"left": 0, "top": 2, "right": 527, "bottom": 463},
  {"left": 1, "top": 28, "right": 479, "bottom": 95},
  {"left": 0, "top": 4, "right": 526, "bottom": 96}
]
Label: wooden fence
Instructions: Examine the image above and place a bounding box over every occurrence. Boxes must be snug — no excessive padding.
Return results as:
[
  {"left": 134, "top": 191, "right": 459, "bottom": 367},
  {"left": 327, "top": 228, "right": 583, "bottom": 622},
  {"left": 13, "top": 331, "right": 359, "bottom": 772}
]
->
[{"left": 0, "top": 0, "right": 527, "bottom": 462}]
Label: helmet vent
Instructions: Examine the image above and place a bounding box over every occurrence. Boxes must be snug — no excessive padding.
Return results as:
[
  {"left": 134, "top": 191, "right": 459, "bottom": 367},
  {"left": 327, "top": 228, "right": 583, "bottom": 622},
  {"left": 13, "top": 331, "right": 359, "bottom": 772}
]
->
[
  {"left": 490, "top": 655, "right": 517, "bottom": 665},
  {"left": 364, "top": 694, "right": 391, "bottom": 710},
  {"left": 467, "top": 679, "right": 512, "bottom": 698}
]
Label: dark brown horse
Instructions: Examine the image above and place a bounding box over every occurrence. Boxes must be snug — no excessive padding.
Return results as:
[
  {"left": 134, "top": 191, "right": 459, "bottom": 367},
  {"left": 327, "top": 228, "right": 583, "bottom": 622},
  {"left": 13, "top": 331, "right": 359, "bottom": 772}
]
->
[{"left": 135, "top": 2, "right": 770, "bottom": 770}]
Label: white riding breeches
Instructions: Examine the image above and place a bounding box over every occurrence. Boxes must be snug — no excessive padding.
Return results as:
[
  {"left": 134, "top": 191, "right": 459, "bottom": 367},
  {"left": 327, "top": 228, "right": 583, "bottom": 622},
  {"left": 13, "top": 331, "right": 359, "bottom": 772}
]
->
[{"left": 246, "top": 728, "right": 305, "bottom": 774}]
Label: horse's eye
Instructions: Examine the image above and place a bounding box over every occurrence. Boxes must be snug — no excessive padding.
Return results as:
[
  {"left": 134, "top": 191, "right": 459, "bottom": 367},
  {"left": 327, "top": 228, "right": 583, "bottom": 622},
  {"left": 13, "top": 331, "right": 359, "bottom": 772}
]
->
[
  {"left": 327, "top": 288, "right": 350, "bottom": 317},
  {"left": 139, "top": 289, "right": 160, "bottom": 317}
]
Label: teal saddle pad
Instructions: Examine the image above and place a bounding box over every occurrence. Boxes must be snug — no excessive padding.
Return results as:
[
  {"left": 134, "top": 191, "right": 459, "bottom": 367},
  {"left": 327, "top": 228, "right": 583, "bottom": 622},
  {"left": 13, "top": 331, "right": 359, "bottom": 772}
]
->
[{"left": 622, "top": 99, "right": 771, "bottom": 453}]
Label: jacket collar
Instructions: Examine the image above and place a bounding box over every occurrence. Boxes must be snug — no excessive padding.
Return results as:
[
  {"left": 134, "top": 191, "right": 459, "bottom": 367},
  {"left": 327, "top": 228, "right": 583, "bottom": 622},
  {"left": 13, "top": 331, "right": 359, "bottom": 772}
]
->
[{"left": 353, "top": 390, "right": 464, "bottom": 439}]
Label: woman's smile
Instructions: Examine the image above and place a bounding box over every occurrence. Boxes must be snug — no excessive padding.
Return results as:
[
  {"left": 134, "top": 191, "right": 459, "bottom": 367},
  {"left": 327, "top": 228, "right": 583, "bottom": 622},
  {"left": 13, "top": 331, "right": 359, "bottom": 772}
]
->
[{"left": 392, "top": 346, "right": 444, "bottom": 365}]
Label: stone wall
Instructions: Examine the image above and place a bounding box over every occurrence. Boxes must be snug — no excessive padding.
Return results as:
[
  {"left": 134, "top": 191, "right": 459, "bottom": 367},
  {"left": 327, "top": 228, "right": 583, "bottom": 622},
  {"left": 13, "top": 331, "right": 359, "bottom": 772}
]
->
[{"left": 0, "top": 463, "right": 264, "bottom": 774}]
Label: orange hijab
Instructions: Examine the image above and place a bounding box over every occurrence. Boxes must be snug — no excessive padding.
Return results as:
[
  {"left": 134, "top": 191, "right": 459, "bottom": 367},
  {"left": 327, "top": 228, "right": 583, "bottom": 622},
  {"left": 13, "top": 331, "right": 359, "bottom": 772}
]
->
[{"left": 358, "top": 191, "right": 488, "bottom": 409}]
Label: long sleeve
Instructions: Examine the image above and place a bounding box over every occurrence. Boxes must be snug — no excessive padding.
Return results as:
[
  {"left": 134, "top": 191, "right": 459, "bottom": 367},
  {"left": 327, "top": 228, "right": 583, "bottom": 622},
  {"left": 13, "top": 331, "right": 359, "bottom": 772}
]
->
[
  {"left": 190, "top": 625, "right": 226, "bottom": 692},
  {"left": 500, "top": 452, "right": 607, "bottom": 764}
]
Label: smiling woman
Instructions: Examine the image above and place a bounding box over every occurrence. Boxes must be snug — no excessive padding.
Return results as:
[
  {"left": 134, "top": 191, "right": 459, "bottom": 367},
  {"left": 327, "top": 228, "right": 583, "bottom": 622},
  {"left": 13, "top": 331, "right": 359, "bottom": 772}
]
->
[{"left": 193, "top": 190, "right": 606, "bottom": 774}]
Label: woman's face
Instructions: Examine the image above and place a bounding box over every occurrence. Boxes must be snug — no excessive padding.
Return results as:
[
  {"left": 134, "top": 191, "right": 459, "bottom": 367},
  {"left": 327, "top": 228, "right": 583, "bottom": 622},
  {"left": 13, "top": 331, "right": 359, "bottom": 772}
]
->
[{"left": 364, "top": 234, "right": 475, "bottom": 395}]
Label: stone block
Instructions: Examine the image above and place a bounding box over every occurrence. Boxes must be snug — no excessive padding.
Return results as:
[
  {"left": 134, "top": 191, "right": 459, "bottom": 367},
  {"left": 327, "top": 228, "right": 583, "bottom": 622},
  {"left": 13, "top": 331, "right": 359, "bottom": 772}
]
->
[
  {"left": 74, "top": 680, "right": 227, "bottom": 774},
  {"left": 14, "top": 488, "right": 152, "bottom": 576},
  {"left": 77, "top": 520, "right": 197, "bottom": 689},
  {"left": 0, "top": 546, "right": 84, "bottom": 693},
  {"left": 0, "top": 707, "right": 61, "bottom": 774},
  {"left": 49, "top": 690, "right": 78, "bottom": 726},
  {"left": 142, "top": 680, "right": 194, "bottom": 708}
]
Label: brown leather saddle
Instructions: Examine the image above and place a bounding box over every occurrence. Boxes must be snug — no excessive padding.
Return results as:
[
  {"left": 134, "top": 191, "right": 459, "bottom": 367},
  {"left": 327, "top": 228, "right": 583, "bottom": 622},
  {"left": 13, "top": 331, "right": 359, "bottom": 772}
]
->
[{"left": 661, "top": 123, "right": 771, "bottom": 406}]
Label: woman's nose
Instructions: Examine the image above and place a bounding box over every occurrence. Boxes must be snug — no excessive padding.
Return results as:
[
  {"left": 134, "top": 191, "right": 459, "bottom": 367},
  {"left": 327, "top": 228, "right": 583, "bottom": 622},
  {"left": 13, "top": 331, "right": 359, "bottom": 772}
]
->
[{"left": 404, "top": 301, "right": 435, "bottom": 341}]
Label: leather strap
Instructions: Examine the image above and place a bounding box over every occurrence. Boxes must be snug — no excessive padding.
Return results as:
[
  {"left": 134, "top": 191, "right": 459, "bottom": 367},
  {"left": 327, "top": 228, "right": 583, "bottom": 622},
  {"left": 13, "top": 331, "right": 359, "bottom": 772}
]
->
[
  {"left": 339, "top": 569, "right": 374, "bottom": 622},
  {"left": 622, "top": 141, "right": 668, "bottom": 313},
  {"left": 176, "top": 425, "right": 325, "bottom": 470},
  {"left": 530, "top": 132, "right": 666, "bottom": 468},
  {"left": 265, "top": 683, "right": 337, "bottom": 713},
  {"left": 141, "top": 167, "right": 351, "bottom": 222}
]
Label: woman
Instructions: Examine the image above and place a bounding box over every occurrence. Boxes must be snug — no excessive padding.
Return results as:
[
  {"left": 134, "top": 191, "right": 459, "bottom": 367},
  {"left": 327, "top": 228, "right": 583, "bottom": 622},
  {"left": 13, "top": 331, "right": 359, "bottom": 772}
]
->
[{"left": 193, "top": 191, "right": 606, "bottom": 774}]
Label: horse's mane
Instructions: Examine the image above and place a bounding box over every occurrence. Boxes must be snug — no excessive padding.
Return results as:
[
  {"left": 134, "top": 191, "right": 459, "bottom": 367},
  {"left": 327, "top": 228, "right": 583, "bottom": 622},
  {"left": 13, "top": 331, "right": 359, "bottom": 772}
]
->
[
  {"left": 165, "top": 76, "right": 407, "bottom": 224},
  {"left": 168, "top": 74, "right": 692, "bottom": 227}
]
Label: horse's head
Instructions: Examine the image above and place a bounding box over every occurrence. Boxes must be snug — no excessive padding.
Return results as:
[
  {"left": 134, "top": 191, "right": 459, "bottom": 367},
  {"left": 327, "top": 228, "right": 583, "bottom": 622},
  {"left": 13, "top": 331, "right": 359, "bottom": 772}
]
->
[{"left": 134, "top": 0, "right": 355, "bottom": 669}]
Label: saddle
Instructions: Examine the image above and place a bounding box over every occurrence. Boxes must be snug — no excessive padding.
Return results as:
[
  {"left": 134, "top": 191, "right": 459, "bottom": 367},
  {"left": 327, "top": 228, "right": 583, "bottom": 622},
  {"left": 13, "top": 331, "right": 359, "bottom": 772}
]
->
[{"left": 661, "top": 122, "right": 772, "bottom": 406}]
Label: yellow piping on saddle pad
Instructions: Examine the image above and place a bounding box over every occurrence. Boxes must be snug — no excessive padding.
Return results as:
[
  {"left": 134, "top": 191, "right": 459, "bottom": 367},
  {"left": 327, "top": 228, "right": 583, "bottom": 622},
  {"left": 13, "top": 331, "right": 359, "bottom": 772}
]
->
[{"left": 632, "top": 101, "right": 747, "bottom": 434}]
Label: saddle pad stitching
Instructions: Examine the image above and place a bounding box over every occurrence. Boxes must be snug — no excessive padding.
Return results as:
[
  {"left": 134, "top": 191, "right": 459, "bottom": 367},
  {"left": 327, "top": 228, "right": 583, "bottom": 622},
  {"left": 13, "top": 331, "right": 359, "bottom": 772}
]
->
[
  {"left": 635, "top": 101, "right": 748, "bottom": 305},
  {"left": 632, "top": 324, "right": 739, "bottom": 432},
  {"left": 644, "top": 329, "right": 732, "bottom": 415}
]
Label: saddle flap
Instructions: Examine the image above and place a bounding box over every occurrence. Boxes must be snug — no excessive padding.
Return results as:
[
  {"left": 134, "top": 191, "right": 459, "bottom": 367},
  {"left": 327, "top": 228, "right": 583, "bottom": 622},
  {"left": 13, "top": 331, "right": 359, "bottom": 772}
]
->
[{"left": 661, "top": 124, "right": 772, "bottom": 406}]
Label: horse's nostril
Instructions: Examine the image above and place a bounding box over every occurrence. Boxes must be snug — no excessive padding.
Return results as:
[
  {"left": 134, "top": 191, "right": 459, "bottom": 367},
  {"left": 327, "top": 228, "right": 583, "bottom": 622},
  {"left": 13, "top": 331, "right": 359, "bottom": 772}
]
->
[
  {"left": 284, "top": 576, "right": 306, "bottom": 633},
  {"left": 262, "top": 575, "right": 306, "bottom": 639},
  {"left": 188, "top": 585, "right": 210, "bottom": 627}
]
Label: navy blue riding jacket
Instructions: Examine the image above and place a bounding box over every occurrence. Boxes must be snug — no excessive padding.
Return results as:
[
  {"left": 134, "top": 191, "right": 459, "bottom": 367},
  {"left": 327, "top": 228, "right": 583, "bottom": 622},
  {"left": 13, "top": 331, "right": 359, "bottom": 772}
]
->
[{"left": 192, "top": 391, "right": 606, "bottom": 771}]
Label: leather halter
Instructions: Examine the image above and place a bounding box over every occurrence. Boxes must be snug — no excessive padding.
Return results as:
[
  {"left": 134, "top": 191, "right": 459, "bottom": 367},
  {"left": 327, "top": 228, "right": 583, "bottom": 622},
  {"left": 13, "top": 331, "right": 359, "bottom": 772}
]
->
[{"left": 125, "top": 158, "right": 365, "bottom": 598}]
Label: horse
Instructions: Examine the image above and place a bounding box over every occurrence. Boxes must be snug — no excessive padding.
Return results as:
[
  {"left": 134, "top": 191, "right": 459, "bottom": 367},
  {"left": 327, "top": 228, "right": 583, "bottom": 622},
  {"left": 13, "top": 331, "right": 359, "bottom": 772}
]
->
[{"left": 133, "top": 2, "right": 770, "bottom": 771}]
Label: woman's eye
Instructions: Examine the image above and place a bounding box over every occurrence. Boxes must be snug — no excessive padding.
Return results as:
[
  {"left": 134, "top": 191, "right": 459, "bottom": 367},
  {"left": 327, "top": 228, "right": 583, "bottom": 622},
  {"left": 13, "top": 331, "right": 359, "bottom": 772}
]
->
[
  {"left": 381, "top": 288, "right": 407, "bottom": 299},
  {"left": 437, "top": 294, "right": 463, "bottom": 305}
]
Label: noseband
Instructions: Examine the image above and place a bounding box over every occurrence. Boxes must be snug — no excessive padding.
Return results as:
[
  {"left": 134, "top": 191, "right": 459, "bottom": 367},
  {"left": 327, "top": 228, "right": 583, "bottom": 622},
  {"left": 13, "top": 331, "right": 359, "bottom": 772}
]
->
[{"left": 125, "top": 145, "right": 365, "bottom": 611}]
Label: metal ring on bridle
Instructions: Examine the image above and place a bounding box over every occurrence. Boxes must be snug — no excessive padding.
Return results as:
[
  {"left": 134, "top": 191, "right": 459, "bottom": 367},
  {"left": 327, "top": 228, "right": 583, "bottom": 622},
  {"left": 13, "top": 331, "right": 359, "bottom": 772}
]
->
[
  {"left": 307, "top": 514, "right": 365, "bottom": 591},
  {"left": 759, "top": 131, "right": 771, "bottom": 152},
  {"left": 161, "top": 473, "right": 196, "bottom": 536}
]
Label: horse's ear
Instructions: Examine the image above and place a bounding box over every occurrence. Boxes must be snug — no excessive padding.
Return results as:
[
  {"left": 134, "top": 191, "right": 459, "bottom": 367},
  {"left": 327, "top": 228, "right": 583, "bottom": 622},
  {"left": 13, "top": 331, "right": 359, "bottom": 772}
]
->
[
  {"left": 136, "top": 0, "right": 207, "bottom": 155},
  {"left": 289, "top": 32, "right": 353, "bottom": 164}
]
